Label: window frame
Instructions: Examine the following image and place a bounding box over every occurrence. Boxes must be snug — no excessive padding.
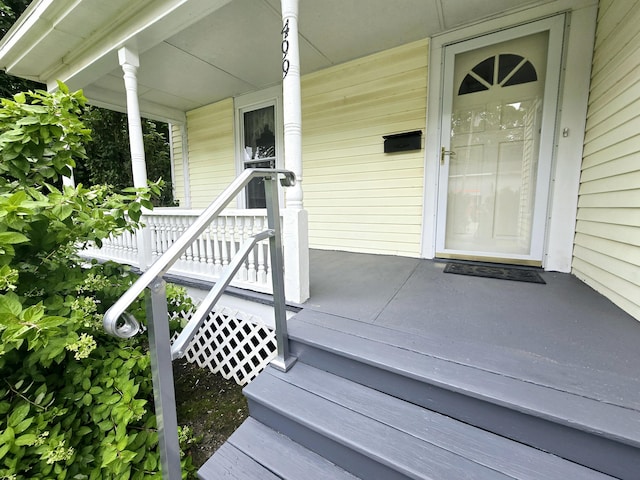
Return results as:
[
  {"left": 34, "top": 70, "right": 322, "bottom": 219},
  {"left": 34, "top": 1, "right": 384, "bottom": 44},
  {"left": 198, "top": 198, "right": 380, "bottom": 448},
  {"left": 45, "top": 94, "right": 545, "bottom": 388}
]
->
[{"left": 234, "top": 86, "right": 284, "bottom": 209}]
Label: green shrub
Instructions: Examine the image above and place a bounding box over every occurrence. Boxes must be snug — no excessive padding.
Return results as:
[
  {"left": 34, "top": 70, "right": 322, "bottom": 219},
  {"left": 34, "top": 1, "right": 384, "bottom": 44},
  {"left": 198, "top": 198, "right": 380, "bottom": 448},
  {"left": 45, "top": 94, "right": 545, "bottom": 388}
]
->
[{"left": 0, "top": 84, "right": 195, "bottom": 479}]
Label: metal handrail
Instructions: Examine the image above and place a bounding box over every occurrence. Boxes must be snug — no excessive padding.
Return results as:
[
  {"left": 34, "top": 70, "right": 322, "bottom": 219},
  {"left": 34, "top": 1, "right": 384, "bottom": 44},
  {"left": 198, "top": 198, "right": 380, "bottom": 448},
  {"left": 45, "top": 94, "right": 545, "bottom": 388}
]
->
[
  {"left": 102, "top": 168, "right": 297, "bottom": 480},
  {"left": 103, "top": 168, "right": 294, "bottom": 337}
]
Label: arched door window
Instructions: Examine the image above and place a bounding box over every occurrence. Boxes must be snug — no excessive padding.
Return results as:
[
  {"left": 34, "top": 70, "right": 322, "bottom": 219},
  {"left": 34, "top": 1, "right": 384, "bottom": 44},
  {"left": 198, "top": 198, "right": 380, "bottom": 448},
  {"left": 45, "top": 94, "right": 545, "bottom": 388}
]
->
[{"left": 458, "top": 54, "right": 537, "bottom": 95}]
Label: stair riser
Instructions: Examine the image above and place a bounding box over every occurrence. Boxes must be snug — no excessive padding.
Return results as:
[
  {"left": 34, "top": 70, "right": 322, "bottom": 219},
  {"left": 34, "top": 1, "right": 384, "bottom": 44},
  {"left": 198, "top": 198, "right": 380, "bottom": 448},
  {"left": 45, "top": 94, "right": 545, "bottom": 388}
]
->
[
  {"left": 290, "top": 340, "right": 640, "bottom": 480},
  {"left": 247, "top": 399, "right": 412, "bottom": 480}
]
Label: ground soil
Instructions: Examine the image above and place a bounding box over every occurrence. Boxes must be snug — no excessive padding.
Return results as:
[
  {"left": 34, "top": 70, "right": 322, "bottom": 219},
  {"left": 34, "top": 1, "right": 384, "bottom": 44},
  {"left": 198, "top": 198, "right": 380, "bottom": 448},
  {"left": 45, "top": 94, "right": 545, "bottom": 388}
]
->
[{"left": 173, "top": 358, "right": 249, "bottom": 469}]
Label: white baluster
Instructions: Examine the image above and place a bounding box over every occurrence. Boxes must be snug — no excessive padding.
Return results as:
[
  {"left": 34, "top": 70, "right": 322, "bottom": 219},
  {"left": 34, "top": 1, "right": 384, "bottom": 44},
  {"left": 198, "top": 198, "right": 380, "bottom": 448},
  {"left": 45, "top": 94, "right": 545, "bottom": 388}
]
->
[
  {"left": 256, "top": 216, "right": 267, "bottom": 285},
  {"left": 123, "top": 230, "right": 131, "bottom": 263},
  {"left": 220, "top": 216, "right": 229, "bottom": 268},
  {"left": 112, "top": 232, "right": 120, "bottom": 256},
  {"left": 238, "top": 215, "right": 248, "bottom": 282},
  {"left": 183, "top": 216, "right": 194, "bottom": 262},
  {"left": 212, "top": 218, "right": 222, "bottom": 276},
  {"left": 205, "top": 225, "right": 214, "bottom": 267},
  {"left": 149, "top": 217, "right": 159, "bottom": 258},
  {"left": 170, "top": 216, "right": 183, "bottom": 260},
  {"left": 197, "top": 221, "right": 207, "bottom": 267},
  {"left": 247, "top": 216, "right": 256, "bottom": 283},
  {"left": 122, "top": 230, "right": 130, "bottom": 257},
  {"left": 161, "top": 216, "right": 171, "bottom": 254},
  {"left": 230, "top": 216, "right": 240, "bottom": 281}
]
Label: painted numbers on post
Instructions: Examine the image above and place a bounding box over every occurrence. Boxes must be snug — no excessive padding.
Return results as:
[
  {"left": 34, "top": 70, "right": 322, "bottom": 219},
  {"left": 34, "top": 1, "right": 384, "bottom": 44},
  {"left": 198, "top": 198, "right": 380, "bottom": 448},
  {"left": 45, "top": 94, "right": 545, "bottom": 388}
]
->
[{"left": 282, "top": 19, "right": 290, "bottom": 78}]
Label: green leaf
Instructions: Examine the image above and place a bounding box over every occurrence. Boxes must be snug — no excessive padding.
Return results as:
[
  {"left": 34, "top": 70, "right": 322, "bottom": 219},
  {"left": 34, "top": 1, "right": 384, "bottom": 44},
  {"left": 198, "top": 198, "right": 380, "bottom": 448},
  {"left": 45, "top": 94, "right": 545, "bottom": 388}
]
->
[
  {"left": 140, "top": 199, "right": 154, "bottom": 210},
  {"left": 116, "top": 436, "right": 127, "bottom": 451},
  {"left": 52, "top": 204, "right": 74, "bottom": 220},
  {"left": 0, "top": 426, "right": 15, "bottom": 443},
  {"left": 8, "top": 403, "right": 30, "bottom": 428},
  {"left": 143, "top": 454, "right": 157, "bottom": 471},
  {"left": 0, "top": 293, "right": 22, "bottom": 316},
  {"left": 76, "top": 426, "right": 92, "bottom": 437},
  {"left": 15, "top": 433, "right": 37, "bottom": 446},
  {"left": 101, "top": 446, "right": 118, "bottom": 467},
  {"left": 0, "top": 443, "right": 9, "bottom": 460},
  {"left": 57, "top": 80, "right": 70, "bottom": 94},
  {"left": 38, "top": 316, "right": 67, "bottom": 329},
  {"left": 14, "top": 416, "right": 34, "bottom": 434},
  {"left": 34, "top": 390, "right": 46, "bottom": 405},
  {"left": 0, "top": 231, "right": 29, "bottom": 244},
  {"left": 119, "top": 449, "right": 137, "bottom": 463},
  {"left": 128, "top": 209, "right": 141, "bottom": 223}
]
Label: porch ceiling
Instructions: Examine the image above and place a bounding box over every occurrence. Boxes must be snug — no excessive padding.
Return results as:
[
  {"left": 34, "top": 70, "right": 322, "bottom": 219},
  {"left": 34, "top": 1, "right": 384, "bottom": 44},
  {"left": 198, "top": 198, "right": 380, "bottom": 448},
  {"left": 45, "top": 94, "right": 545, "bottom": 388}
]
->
[{"left": 0, "top": 0, "right": 542, "bottom": 122}]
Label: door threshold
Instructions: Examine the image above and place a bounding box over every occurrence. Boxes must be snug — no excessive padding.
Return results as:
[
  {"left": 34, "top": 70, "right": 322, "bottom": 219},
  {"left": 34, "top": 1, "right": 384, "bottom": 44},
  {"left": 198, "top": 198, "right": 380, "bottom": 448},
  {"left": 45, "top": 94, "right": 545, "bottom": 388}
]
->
[{"left": 435, "top": 253, "right": 542, "bottom": 268}]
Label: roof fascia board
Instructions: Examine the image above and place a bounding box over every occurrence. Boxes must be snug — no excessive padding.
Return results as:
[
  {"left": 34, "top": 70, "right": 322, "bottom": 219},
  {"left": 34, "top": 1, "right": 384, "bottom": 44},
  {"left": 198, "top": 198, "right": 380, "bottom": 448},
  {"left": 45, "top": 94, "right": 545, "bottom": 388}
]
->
[
  {"left": 0, "top": 0, "right": 78, "bottom": 70},
  {"left": 4, "top": 0, "right": 232, "bottom": 90}
]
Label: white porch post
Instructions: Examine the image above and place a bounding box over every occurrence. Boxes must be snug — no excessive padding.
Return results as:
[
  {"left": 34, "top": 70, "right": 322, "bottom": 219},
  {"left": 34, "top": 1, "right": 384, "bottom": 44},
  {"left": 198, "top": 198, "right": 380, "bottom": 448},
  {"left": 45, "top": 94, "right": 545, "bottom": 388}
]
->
[
  {"left": 62, "top": 169, "right": 75, "bottom": 188},
  {"left": 280, "top": 0, "right": 309, "bottom": 304},
  {"left": 119, "top": 46, "right": 152, "bottom": 270}
]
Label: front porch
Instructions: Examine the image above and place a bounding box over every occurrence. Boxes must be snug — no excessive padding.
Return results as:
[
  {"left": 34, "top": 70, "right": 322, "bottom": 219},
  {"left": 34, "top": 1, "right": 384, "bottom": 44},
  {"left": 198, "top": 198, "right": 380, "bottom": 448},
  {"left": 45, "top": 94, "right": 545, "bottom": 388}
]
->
[
  {"left": 303, "top": 249, "right": 640, "bottom": 389},
  {"left": 200, "top": 248, "right": 640, "bottom": 479}
]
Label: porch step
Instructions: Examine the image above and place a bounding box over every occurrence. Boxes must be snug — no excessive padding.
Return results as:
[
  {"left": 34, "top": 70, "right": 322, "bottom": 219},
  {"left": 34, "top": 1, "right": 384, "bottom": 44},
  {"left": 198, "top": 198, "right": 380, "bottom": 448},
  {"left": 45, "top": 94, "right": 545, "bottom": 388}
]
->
[
  {"left": 287, "top": 310, "right": 640, "bottom": 480},
  {"left": 201, "top": 362, "right": 615, "bottom": 479},
  {"left": 198, "top": 417, "right": 358, "bottom": 480}
]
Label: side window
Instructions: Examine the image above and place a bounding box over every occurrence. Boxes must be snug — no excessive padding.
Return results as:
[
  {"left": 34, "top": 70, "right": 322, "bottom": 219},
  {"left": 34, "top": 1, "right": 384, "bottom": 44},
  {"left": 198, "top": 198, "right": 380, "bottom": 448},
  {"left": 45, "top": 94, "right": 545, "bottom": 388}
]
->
[{"left": 242, "top": 105, "right": 276, "bottom": 208}]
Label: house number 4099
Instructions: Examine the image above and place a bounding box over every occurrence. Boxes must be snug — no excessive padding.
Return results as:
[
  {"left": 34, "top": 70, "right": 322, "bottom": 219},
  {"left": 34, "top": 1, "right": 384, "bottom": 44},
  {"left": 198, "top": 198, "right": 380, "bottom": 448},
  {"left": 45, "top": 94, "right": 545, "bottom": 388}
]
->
[{"left": 282, "top": 19, "right": 290, "bottom": 78}]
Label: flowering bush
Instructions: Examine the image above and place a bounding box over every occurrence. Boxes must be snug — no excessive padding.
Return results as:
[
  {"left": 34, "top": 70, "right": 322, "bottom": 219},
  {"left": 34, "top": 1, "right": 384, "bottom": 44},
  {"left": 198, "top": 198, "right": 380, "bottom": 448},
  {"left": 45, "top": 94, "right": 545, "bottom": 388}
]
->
[{"left": 0, "top": 84, "right": 195, "bottom": 479}]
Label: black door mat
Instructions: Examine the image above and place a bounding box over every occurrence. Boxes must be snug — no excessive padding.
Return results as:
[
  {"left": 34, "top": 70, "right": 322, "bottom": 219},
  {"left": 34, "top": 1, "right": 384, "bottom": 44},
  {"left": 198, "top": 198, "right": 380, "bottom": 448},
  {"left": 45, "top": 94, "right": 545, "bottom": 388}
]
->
[{"left": 443, "top": 262, "right": 546, "bottom": 284}]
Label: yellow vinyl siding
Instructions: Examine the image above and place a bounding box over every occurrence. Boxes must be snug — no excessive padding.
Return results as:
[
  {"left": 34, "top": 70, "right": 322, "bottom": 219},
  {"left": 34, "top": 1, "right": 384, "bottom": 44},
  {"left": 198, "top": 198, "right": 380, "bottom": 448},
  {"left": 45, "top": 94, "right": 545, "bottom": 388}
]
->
[
  {"left": 170, "top": 124, "right": 185, "bottom": 205},
  {"left": 301, "top": 39, "right": 428, "bottom": 257},
  {"left": 179, "top": 40, "right": 427, "bottom": 256},
  {"left": 186, "top": 99, "right": 236, "bottom": 208},
  {"left": 575, "top": 0, "right": 640, "bottom": 320}
]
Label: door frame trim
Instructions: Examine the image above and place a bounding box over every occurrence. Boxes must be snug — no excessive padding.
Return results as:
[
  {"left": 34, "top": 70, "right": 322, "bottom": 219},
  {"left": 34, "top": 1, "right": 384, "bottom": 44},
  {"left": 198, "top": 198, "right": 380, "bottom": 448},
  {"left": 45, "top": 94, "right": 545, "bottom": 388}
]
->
[{"left": 420, "top": 0, "right": 598, "bottom": 271}]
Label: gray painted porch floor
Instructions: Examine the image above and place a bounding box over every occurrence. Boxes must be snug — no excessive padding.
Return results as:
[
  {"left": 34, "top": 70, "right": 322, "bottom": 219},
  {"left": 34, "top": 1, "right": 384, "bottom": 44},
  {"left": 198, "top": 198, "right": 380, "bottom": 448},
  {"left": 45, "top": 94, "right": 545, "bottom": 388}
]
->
[{"left": 300, "top": 249, "right": 640, "bottom": 411}]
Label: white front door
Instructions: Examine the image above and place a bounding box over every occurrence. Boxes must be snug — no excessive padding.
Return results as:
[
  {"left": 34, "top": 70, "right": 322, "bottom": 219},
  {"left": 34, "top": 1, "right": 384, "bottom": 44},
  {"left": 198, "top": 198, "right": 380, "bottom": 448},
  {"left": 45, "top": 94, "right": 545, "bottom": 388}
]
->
[{"left": 436, "top": 19, "right": 563, "bottom": 265}]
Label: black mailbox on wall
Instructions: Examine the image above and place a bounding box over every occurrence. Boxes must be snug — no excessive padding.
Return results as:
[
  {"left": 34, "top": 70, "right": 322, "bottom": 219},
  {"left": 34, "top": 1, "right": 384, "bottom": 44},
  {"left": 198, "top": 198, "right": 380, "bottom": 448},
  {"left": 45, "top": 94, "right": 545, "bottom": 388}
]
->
[{"left": 383, "top": 130, "right": 422, "bottom": 153}]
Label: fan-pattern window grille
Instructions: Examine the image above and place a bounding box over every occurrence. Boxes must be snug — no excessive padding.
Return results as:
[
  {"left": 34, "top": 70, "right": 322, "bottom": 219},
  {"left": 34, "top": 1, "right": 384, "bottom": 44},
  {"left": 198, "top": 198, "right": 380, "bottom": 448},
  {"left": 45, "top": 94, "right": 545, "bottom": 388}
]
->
[
  {"left": 171, "top": 306, "right": 276, "bottom": 386},
  {"left": 459, "top": 54, "right": 537, "bottom": 95}
]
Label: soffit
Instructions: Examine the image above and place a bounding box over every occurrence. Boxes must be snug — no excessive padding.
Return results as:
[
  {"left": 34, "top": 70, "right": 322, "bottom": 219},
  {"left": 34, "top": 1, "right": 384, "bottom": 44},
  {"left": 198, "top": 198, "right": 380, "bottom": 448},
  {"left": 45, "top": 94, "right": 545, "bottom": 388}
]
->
[{"left": 0, "top": 0, "right": 544, "bottom": 122}]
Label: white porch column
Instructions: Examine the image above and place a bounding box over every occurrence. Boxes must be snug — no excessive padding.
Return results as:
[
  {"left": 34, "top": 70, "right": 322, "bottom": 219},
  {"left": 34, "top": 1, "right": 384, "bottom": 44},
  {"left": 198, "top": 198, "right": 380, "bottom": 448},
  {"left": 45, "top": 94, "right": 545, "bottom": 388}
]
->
[
  {"left": 281, "top": 0, "right": 309, "bottom": 304},
  {"left": 118, "top": 46, "right": 148, "bottom": 189},
  {"left": 119, "top": 46, "right": 152, "bottom": 270},
  {"left": 62, "top": 169, "right": 75, "bottom": 188}
]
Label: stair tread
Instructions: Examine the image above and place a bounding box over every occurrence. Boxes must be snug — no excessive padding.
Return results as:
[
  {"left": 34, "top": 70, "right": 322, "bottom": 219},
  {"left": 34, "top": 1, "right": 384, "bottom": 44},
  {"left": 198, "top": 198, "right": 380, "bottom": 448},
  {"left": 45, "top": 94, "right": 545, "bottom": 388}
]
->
[
  {"left": 288, "top": 310, "right": 640, "bottom": 447},
  {"left": 199, "top": 417, "right": 359, "bottom": 480},
  {"left": 230, "top": 417, "right": 360, "bottom": 479},
  {"left": 246, "top": 363, "right": 615, "bottom": 480},
  {"left": 198, "top": 442, "right": 280, "bottom": 480}
]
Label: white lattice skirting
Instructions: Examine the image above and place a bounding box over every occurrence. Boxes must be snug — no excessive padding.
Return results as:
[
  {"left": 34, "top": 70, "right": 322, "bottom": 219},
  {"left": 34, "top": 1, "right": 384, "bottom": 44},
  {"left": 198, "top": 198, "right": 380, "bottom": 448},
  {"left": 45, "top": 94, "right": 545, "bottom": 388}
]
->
[{"left": 171, "top": 307, "right": 276, "bottom": 386}]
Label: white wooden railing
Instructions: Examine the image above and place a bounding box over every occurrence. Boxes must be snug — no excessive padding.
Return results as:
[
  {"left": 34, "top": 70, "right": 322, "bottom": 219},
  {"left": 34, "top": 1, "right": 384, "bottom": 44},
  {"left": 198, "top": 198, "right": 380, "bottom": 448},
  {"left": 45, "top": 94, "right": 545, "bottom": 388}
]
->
[{"left": 82, "top": 208, "right": 274, "bottom": 294}]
